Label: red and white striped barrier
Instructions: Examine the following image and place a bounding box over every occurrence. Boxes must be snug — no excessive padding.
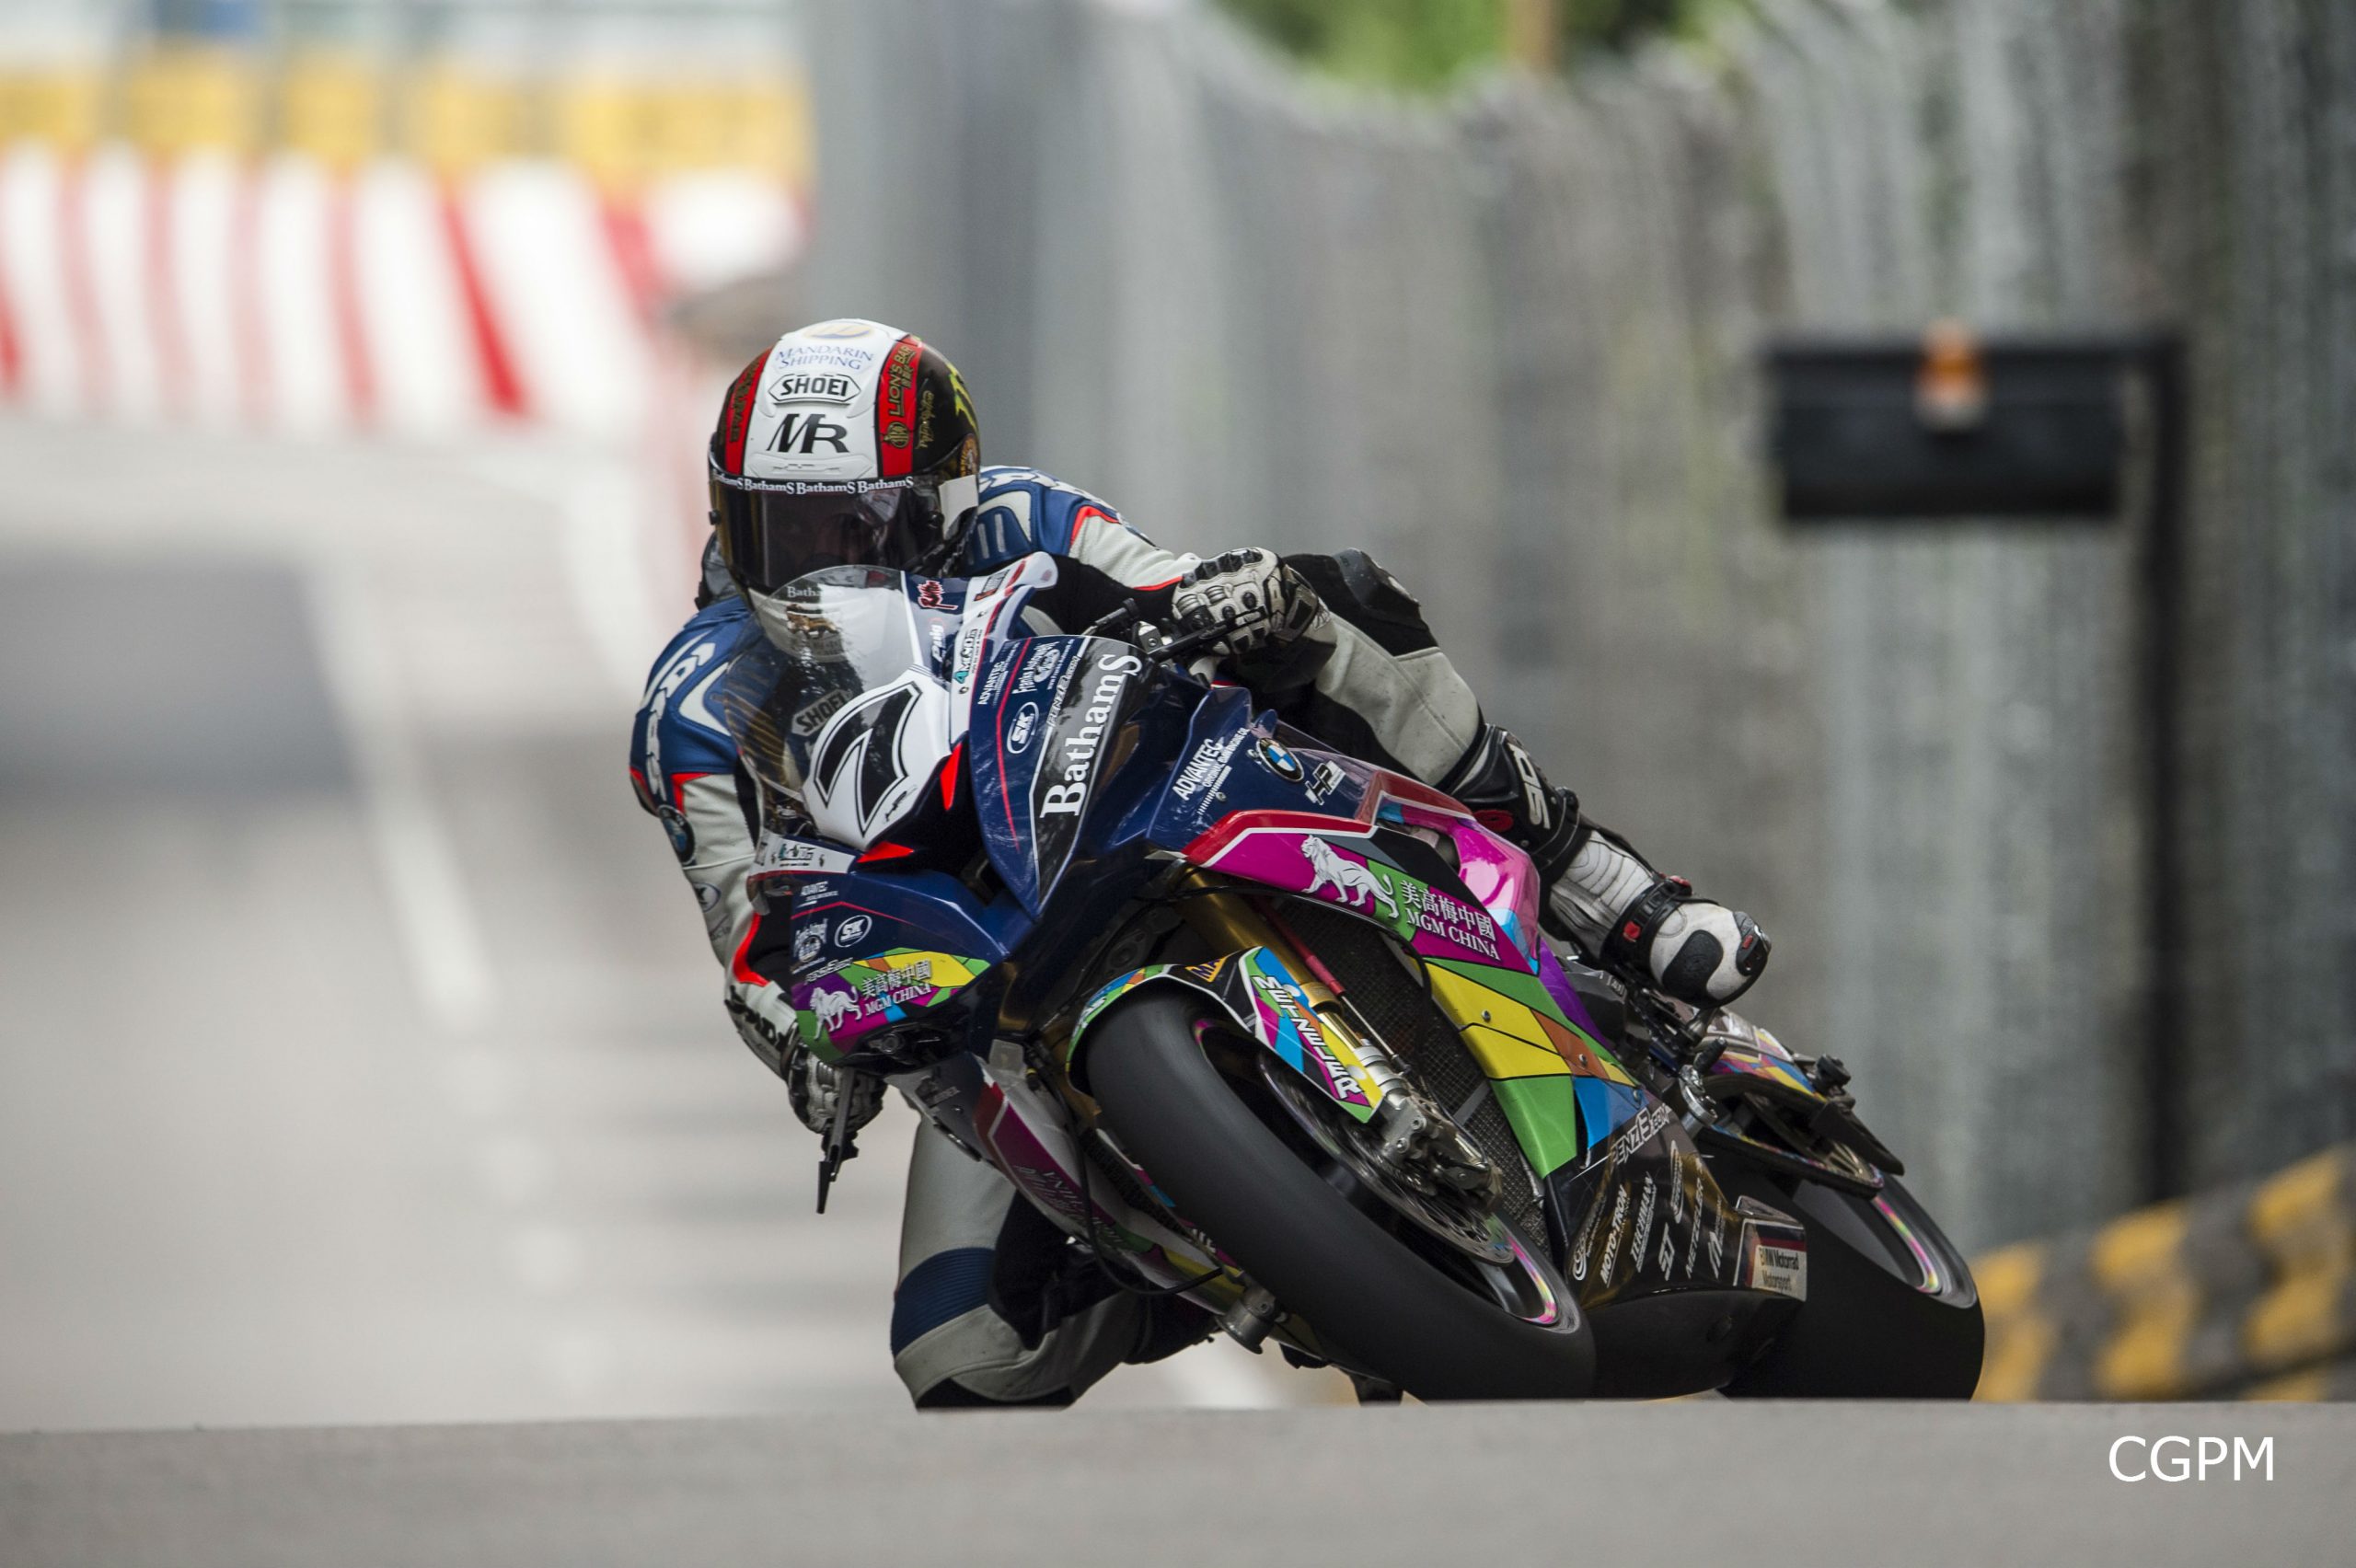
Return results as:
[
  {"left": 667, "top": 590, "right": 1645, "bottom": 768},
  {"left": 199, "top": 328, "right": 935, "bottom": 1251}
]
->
[{"left": 0, "top": 140, "right": 802, "bottom": 441}]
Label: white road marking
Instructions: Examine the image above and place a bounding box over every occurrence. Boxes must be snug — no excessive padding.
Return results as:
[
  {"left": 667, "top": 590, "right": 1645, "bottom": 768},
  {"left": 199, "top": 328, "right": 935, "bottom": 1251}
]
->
[
  {"left": 559, "top": 462, "right": 673, "bottom": 705},
  {"left": 464, "top": 445, "right": 673, "bottom": 706},
  {"left": 307, "top": 566, "right": 497, "bottom": 1035}
]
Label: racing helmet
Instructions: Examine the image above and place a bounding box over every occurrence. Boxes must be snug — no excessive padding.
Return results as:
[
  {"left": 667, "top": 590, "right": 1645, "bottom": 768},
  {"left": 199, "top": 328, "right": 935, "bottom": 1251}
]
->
[{"left": 708, "top": 319, "right": 981, "bottom": 612}]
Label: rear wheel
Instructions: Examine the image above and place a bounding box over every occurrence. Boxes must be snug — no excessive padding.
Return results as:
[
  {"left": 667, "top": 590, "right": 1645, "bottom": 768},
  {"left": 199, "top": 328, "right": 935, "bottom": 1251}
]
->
[
  {"left": 1086, "top": 991, "right": 1595, "bottom": 1401},
  {"left": 1712, "top": 1160, "right": 1983, "bottom": 1398}
]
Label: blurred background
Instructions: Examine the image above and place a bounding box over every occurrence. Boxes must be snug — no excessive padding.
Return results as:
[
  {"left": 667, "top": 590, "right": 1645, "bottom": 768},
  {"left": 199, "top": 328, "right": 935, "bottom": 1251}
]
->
[{"left": 0, "top": 0, "right": 2349, "bottom": 1428}]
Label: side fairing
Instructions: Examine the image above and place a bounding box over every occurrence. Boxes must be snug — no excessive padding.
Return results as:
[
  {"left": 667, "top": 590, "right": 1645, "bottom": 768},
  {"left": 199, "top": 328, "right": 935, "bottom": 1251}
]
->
[
  {"left": 1145, "top": 686, "right": 1371, "bottom": 845},
  {"left": 1160, "top": 724, "right": 1643, "bottom": 1170},
  {"left": 781, "top": 867, "right": 1022, "bottom": 1060}
]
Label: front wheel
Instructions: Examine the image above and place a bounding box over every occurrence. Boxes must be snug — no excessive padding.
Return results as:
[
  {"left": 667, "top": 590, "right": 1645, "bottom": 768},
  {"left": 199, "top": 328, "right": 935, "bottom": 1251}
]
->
[
  {"left": 1085, "top": 992, "right": 1595, "bottom": 1401},
  {"left": 1712, "top": 1160, "right": 1984, "bottom": 1398}
]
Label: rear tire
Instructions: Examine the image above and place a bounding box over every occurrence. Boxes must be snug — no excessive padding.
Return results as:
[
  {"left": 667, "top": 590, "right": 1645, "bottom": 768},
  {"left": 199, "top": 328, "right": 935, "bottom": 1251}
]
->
[
  {"left": 1713, "top": 1161, "right": 1983, "bottom": 1399},
  {"left": 1086, "top": 992, "right": 1595, "bottom": 1401}
]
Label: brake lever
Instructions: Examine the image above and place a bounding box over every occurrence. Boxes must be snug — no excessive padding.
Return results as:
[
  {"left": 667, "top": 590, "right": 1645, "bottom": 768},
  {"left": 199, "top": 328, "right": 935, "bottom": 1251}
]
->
[
  {"left": 1079, "top": 598, "right": 1141, "bottom": 639},
  {"left": 814, "top": 1079, "right": 862, "bottom": 1215},
  {"left": 1149, "top": 625, "right": 1230, "bottom": 665},
  {"left": 1078, "top": 599, "right": 1226, "bottom": 667}
]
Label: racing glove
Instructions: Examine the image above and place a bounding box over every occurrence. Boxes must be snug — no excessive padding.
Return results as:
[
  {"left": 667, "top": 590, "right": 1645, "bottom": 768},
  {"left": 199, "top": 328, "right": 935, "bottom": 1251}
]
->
[
  {"left": 784, "top": 1041, "right": 886, "bottom": 1141},
  {"left": 1171, "top": 548, "right": 1327, "bottom": 662}
]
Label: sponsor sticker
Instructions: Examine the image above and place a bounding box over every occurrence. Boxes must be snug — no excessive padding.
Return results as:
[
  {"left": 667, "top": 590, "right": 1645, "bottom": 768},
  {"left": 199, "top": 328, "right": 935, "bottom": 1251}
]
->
[
  {"left": 1249, "top": 971, "right": 1370, "bottom": 1106},
  {"left": 1599, "top": 1184, "right": 1633, "bottom": 1286},
  {"left": 1630, "top": 1175, "right": 1658, "bottom": 1278},
  {"left": 1608, "top": 1100, "right": 1674, "bottom": 1165},
  {"left": 1006, "top": 701, "right": 1040, "bottom": 755},
  {"left": 976, "top": 647, "right": 1016, "bottom": 710},
  {"left": 657, "top": 804, "right": 696, "bottom": 861},
  {"left": 1037, "top": 651, "right": 1142, "bottom": 818},
  {"left": 1256, "top": 737, "right": 1305, "bottom": 781},
  {"left": 834, "top": 914, "right": 873, "bottom": 948},
  {"left": 791, "top": 688, "right": 850, "bottom": 739},
  {"left": 1747, "top": 1239, "right": 1807, "bottom": 1300},
  {"left": 755, "top": 836, "right": 857, "bottom": 876},
  {"left": 1014, "top": 642, "right": 1068, "bottom": 695},
  {"left": 1300, "top": 836, "right": 1399, "bottom": 917},
  {"left": 1570, "top": 1188, "right": 1607, "bottom": 1282},
  {"left": 768, "top": 371, "right": 859, "bottom": 404},
  {"left": 1172, "top": 730, "right": 1245, "bottom": 801},
  {"left": 776, "top": 341, "right": 876, "bottom": 373},
  {"left": 1393, "top": 881, "right": 1500, "bottom": 961}
]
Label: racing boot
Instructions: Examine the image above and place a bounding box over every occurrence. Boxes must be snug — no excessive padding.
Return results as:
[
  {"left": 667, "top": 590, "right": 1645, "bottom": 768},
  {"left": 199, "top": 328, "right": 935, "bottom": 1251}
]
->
[{"left": 1439, "top": 725, "right": 1769, "bottom": 1009}]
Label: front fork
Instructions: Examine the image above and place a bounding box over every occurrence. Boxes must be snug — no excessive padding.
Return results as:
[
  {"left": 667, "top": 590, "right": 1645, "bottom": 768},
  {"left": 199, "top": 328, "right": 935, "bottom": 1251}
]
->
[{"left": 1173, "top": 879, "right": 1494, "bottom": 1193}]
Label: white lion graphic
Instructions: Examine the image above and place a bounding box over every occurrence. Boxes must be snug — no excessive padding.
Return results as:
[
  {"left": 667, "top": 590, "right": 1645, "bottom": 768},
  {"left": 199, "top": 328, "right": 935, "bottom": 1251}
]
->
[
  {"left": 1302, "top": 836, "right": 1396, "bottom": 916},
  {"left": 811, "top": 987, "right": 860, "bottom": 1036}
]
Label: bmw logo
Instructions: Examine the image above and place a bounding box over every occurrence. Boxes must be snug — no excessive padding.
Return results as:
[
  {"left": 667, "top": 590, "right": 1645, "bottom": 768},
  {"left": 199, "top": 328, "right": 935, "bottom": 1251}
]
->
[
  {"left": 658, "top": 804, "right": 696, "bottom": 861},
  {"left": 1256, "top": 737, "right": 1305, "bottom": 782}
]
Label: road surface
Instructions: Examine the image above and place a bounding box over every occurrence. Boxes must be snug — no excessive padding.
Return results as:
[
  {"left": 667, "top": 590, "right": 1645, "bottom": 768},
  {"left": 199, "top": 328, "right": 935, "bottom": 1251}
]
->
[{"left": 4, "top": 1402, "right": 2346, "bottom": 1567}]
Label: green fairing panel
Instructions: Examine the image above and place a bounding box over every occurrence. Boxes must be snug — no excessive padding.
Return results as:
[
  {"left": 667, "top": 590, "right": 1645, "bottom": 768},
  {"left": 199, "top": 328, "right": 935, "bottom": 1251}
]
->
[{"left": 1492, "top": 1074, "right": 1587, "bottom": 1182}]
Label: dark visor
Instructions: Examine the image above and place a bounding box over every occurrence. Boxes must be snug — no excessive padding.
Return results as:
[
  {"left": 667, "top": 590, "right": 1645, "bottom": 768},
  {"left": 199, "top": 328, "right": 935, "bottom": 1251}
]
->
[{"left": 711, "top": 477, "right": 935, "bottom": 594}]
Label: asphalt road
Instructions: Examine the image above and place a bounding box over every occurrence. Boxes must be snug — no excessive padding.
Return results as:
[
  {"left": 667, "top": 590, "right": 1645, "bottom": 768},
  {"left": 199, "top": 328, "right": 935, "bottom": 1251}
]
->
[
  {"left": 4, "top": 1402, "right": 2347, "bottom": 1567},
  {"left": 0, "top": 416, "right": 1313, "bottom": 1429}
]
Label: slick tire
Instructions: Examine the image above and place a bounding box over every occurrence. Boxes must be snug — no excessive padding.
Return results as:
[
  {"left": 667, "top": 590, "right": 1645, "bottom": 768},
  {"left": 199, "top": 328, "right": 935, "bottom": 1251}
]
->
[
  {"left": 1086, "top": 991, "right": 1596, "bottom": 1401},
  {"left": 1713, "top": 1161, "right": 1984, "bottom": 1399}
]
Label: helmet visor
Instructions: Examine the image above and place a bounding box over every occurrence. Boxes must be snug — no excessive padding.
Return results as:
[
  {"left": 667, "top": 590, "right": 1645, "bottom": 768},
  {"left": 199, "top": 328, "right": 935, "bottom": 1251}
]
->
[{"left": 711, "top": 476, "right": 936, "bottom": 595}]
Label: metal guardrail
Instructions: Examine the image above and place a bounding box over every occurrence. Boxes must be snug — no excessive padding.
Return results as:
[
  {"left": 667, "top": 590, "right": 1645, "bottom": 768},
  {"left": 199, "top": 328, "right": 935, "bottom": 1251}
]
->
[{"left": 1974, "top": 1142, "right": 2356, "bottom": 1401}]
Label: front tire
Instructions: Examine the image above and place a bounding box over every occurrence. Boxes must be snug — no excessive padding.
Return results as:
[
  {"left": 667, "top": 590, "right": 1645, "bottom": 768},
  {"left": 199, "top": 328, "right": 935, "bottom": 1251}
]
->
[
  {"left": 1713, "top": 1160, "right": 1984, "bottom": 1398},
  {"left": 1085, "top": 992, "right": 1595, "bottom": 1401}
]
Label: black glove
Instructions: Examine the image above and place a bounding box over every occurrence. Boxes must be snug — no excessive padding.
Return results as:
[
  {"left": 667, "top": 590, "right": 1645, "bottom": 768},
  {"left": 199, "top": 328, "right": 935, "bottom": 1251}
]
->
[{"left": 784, "top": 1041, "right": 885, "bottom": 1140}]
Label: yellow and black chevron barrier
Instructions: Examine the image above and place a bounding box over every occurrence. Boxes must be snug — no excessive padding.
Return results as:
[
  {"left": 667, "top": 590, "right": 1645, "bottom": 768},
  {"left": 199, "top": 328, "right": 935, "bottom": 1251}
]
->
[{"left": 1973, "top": 1142, "right": 2355, "bottom": 1401}]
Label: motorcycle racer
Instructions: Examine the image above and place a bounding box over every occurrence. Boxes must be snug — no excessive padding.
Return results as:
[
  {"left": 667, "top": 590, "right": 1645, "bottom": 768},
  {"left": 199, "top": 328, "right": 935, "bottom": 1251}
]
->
[{"left": 630, "top": 317, "right": 1768, "bottom": 1406}]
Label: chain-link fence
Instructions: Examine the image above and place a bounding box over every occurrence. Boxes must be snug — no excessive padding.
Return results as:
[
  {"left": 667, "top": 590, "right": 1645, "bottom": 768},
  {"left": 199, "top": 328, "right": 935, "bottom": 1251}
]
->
[{"left": 798, "top": 0, "right": 2354, "bottom": 1252}]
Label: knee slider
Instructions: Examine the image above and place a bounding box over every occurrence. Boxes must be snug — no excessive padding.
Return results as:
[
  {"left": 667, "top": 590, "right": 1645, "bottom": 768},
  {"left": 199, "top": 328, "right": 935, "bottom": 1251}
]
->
[{"left": 912, "top": 1378, "right": 1076, "bottom": 1411}]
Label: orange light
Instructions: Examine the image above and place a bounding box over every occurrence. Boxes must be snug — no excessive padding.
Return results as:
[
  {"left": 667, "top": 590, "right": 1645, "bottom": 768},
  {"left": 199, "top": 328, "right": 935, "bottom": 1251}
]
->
[{"left": 1916, "top": 318, "right": 1988, "bottom": 431}]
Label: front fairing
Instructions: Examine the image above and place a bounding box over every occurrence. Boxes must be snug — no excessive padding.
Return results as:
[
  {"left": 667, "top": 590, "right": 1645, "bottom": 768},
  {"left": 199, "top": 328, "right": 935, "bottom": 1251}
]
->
[{"left": 964, "top": 633, "right": 1163, "bottom": 916}]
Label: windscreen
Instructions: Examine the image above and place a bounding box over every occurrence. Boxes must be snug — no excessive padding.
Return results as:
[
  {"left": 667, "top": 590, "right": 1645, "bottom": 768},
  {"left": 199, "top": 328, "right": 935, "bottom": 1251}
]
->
[{"left": 717, "top": 566, "right": 962, "bottom": 847}]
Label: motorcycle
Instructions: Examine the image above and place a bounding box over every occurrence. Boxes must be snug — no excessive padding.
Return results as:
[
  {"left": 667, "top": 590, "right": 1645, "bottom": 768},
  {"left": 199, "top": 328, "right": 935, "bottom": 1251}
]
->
[{"left": 722, "top": 557, "right": 1982, "bottom": 1400}]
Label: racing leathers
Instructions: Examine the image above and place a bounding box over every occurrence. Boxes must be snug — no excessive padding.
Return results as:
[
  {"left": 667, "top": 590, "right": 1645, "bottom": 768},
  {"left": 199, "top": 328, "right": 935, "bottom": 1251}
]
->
[{"left": 629, "top": 466, "right": 1747, "bottom": 1406}]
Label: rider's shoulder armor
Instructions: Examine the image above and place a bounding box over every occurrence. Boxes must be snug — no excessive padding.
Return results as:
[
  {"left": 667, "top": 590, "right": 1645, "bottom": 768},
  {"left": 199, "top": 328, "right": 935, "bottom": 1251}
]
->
[
  {"left": 963, "top": 466, "right": 1141, "bottom": 571},
  {"left": 630, "top": 594, "right": 755, "bottom": 816}
]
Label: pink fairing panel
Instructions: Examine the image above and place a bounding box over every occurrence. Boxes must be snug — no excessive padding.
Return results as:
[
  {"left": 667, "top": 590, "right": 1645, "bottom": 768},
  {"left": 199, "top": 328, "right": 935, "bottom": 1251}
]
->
[{"left": 1183, "top": 755, "right": 1545, "bottom": 974}]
